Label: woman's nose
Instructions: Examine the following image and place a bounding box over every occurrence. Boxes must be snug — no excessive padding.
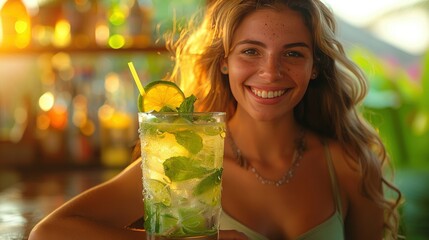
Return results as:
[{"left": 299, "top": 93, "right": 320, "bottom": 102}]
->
[{"left": 258, "top": 55, "right": 283, "bottom": 81}]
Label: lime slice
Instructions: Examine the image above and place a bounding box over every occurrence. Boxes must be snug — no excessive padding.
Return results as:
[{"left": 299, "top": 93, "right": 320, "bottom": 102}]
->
[
  {"left": 178, "top": 208, "right": 208, "bottom": 234},
  {"left": 138, "top": 80, "right": 185, "bottom": 112},
  {"left": 144, "top": 179, "right": 171, "bottom": 206},
  {"left": 159, "top": 214, "right": 181, "bottom": 235}
]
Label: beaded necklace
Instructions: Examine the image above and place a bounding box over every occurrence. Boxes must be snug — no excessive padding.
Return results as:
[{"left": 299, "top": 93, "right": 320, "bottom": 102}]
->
[{"left": 228, "top": 129, "right": 306, "bottom": 187}]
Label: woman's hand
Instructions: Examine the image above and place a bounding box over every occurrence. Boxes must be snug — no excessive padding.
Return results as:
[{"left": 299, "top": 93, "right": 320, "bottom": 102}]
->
[{"left": 219, "top": 230, "right": 250, "bottom": 240}]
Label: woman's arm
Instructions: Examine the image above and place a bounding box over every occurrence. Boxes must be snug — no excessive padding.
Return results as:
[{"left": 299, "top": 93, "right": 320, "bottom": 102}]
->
[
  {"left": 29, "top": 159, "right": 146, "bottom": 240},
  {"left": 29, "top": 157, "right": 249, "bottom": 240}
]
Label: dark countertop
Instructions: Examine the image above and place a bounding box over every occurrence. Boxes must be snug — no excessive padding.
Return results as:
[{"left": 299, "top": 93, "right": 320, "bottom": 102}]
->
[{"left": 0, "top": 167, "right": 122, "bottom": 240}]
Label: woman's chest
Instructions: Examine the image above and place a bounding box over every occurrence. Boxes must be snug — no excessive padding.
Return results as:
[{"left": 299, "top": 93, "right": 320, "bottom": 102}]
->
[{"left": 221, "top": 159, "right": 337, "bottom": 239}]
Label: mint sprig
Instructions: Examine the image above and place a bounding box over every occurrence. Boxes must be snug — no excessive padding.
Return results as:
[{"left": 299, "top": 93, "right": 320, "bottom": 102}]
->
[
  {"left": 173, "top": 130, "right": 203, "bottom": 154},
  {"left": 178, "top": 95, "right": 197, "bottom": 113},
  {"left": 163, "top": 156, "right": 213, "bottom": 182},
  {"left": 193, "top": 168, "right": 223, "bottom": 196}
]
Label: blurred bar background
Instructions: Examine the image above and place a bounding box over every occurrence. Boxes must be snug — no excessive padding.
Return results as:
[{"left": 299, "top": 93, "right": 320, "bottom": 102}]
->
[
  {"left": 0, "top": 0, "right": 428, "bottom": 239},
  {"left": 0, "top": 0, "right": 207, "bottom": 168}
]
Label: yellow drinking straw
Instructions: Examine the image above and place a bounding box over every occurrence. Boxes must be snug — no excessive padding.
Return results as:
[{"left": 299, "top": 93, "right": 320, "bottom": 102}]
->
[{"left": 128, "top": 62, "right": 146, "bottom": 96}]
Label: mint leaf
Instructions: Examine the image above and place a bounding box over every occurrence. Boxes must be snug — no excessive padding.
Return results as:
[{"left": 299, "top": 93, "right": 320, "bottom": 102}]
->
[
  {"left": 173, "top": 130, "right": 203, "bottom": 154},
  {"left": 163, "top": 156, "right": 212, "bottom": 181},
  {"left": 178, "top": 95, "right": 197, "bottom": 113},
  {"left": 158, "top": 105, "right": 177, "bottom": 112},
  {"left": 193, "top": 168, "right": 223, "bottom": 195},
  {"left": 143, "top": 200, "right": 161, "bottom": 233}
]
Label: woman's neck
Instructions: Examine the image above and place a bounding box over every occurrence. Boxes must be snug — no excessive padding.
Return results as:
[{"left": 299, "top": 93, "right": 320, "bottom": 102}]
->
[{"left": 228, "top": 107, "right": 302, "bottom": 164}]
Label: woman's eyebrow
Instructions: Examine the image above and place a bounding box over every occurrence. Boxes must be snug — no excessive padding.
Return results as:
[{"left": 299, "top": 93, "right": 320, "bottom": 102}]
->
[
  {"left": 235, "top": 39, "right": 265, "bottom": 47},
  {"left": 234, "top": 39, "right": 310, "bottom": 49},
  {"left": 284, "top": 42, "right": 311, "bottom": 49}
]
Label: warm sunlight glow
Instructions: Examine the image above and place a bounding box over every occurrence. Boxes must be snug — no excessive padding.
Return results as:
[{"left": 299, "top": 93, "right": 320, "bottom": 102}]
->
[{"left": 322, "top": 0, "right": 428, "bottom": 55}]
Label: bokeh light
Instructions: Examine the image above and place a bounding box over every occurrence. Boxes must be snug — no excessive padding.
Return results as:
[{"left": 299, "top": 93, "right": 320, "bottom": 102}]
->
[{"left": 38, "top": 91, "right": 54, "bottom": 112}]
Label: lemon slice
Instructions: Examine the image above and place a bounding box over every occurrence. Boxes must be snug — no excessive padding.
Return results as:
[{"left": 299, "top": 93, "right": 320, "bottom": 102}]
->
[{"left": 138, "top": 81, "right": 185, "bottom": 112}]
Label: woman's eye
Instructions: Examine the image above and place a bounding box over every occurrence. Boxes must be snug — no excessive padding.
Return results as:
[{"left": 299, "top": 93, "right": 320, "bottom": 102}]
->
[
  {"left": 284, "top": 51, "right": 303, "bottom": 57},
  {"left": 242, "top": 49, "right": 258, "bottom": 55}
]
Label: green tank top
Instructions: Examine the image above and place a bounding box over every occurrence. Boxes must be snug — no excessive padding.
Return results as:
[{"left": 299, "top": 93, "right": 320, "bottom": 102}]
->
[{"left": 219, "top": 141, "right": 345, "bottom": 240}]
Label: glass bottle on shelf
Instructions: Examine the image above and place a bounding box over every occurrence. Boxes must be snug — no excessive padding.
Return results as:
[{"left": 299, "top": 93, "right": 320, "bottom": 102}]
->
[
  {"left": 128, "top": 0, "right": 153, "bottom": 48},
  {"left": 63, "top": 0, "right": 98, "bottom": 49},
  {"left": 31, "top": 1, "right": 62, "bottom": 49},
  {"left": 68, "top": 56, "right": 98, "bottom": 166},
  {"left": 70, "top": 93, "right": 96, "bottom": 165},
  {"left": 36, "top": 89, "right": 69, "bottom": 165},
  {"left": 52, "top": 7, "right": 71, "bottom": 48},
  {"left": 35, "top": 53, "right": 71, "bottom": 165},
  {"left": 99, "top": 0, "right": 132, "bottom": 49},
  {"left": 95, "top": 1, "right": 109, "bottom": 47},
  {"left": 0, "top": 0, "right": 31, "bottom": 49},
  {"left": 98, "top": 71, "right": 134, "bottom": 168}
]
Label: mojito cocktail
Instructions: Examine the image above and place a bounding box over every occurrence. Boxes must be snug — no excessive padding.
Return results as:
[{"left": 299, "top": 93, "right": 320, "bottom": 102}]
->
[{"left": 139, "top": 112, "right": 225, "bottom": 239}]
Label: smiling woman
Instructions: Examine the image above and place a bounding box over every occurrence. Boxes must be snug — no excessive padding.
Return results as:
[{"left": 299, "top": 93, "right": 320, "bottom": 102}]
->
[
  {"left": 173, "top": 0, "right": 402, "bottom": 239},
  {"left": 28, "top": 1, "right": 402, "bottom": 239}
]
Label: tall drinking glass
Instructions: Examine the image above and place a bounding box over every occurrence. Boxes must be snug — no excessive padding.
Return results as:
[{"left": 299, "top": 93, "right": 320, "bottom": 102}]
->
[{"left": 138, "top": 112, "right": 226, "bottom": 240}]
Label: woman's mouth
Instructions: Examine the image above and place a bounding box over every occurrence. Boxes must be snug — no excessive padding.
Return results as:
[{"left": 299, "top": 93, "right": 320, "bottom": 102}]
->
[{"left": 250, "top": 87, "right": 286, "bottom": 99}]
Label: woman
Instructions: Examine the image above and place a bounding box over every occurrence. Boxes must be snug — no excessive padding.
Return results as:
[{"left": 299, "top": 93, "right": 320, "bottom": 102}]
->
[{"left": 30, "top": 0, "right": 402, "bottom": 239}]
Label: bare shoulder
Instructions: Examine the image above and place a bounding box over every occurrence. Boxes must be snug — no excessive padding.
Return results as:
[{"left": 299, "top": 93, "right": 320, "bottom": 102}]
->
[
  {"left": 325, "top": 140, "right": 362, "bottom": 190},
  {"left": 324, "top": 139, "right": 380, "bottom": 200},
  {"left": 324, "top": 139, "right": 384, "bottom": 239},
  {"left": 325, "top": 139, "right": 382, "bottom": 194},
  {"left": 304, "top": 133, "right": 362, "bottom": 189}
]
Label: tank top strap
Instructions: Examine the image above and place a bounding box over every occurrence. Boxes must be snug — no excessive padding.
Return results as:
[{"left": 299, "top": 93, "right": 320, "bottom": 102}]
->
[{"left": 322, "top": 139, "right": 343, "bottom": 216}]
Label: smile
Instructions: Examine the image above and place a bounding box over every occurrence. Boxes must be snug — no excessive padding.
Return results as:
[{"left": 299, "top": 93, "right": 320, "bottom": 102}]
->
[{"left": 250, "top": 87, "right": 286, "bottom": 99}]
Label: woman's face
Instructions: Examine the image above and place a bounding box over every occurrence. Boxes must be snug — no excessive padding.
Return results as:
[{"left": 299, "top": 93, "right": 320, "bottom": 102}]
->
[{"left": 225, "top": 6, "right": 316, "bottom": 121}]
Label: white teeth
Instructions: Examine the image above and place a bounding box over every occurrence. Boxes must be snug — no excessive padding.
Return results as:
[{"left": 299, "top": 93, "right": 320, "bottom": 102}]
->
[{"left": 251, "top": 88, "right": 286, "bottom": 99}]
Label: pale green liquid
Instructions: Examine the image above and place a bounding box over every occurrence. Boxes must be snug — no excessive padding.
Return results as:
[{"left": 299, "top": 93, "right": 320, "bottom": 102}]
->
[{"left": 139, "top": 113, "right": 225, "bottom": 239}]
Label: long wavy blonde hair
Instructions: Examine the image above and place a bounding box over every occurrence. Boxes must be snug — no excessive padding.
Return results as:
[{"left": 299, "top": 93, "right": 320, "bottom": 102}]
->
[{"left": 165, "top": 0, "right": 402, "bottom": 238}]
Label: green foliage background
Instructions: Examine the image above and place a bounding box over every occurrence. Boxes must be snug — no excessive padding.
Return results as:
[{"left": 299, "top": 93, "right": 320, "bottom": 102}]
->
[{"left": 351, "top": 48, "right": 429, "bottom": 239}]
